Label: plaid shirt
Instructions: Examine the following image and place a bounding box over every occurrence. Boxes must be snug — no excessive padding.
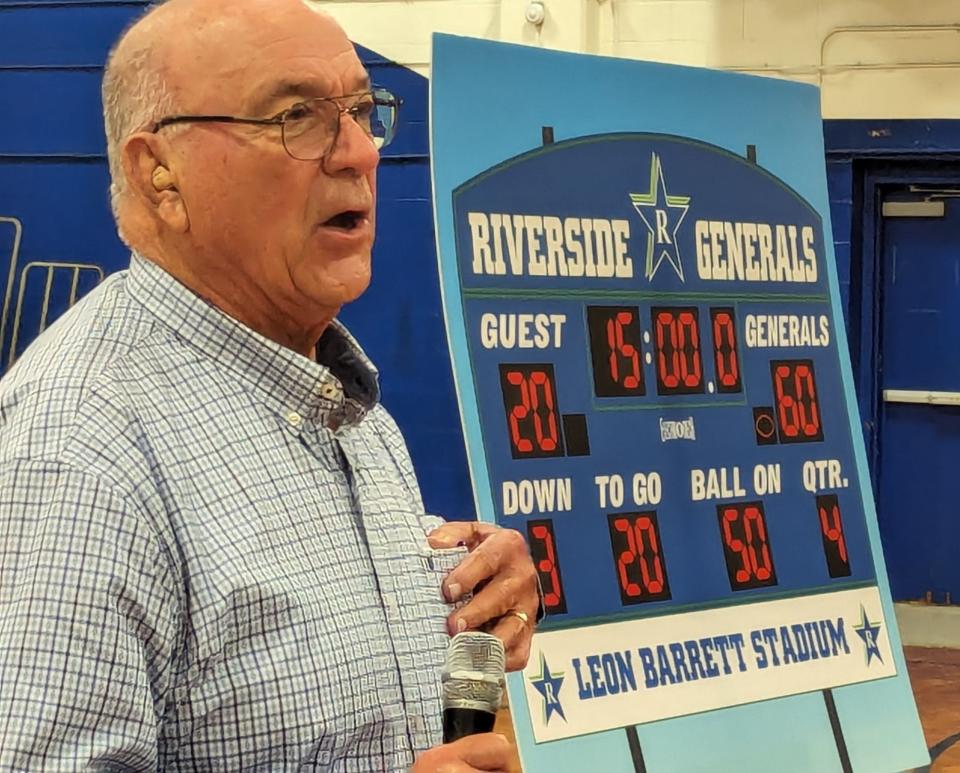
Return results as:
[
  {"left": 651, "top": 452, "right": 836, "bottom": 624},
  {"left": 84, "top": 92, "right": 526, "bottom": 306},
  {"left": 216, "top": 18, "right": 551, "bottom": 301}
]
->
[{"left": 0, "top": 254, "right": 463, "bottom": 771}]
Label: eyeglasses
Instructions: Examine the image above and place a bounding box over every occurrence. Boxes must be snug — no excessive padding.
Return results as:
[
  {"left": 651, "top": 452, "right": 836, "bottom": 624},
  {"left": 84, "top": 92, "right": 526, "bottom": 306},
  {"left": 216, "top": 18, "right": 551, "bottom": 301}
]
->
[{"left": 150, "top": 87, "right": 401, "bottom": 160}]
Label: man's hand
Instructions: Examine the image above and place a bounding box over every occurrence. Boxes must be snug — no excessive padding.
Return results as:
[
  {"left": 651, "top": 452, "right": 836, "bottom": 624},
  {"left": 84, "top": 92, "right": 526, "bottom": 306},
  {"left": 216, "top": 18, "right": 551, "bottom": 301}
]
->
[
  {"left": 428, "top": 521, "right": 539, "bottom": 671},
  {"left": 412, "top": 733, "right": 512, "bottom": 772}
]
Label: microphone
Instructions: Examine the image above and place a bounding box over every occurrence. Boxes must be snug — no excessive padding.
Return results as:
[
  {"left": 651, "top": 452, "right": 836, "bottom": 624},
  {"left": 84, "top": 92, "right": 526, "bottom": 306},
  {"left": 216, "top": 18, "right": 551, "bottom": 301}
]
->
[{"left": 441, "top": 631, "right": 506, "bottom": 743}]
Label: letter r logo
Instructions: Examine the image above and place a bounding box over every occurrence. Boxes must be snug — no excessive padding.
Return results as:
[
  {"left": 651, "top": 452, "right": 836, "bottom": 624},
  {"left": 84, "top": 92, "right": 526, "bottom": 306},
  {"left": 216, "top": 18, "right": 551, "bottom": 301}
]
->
[{"left": 656, "top": 210, "right": 672, "bottom": 244}]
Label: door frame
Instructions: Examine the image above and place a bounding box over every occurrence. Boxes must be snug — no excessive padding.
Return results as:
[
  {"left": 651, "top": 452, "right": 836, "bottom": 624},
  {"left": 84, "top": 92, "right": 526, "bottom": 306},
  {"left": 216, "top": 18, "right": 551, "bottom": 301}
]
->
[{"left": 824, "top": 120, "right": 960, "bottom": 484}]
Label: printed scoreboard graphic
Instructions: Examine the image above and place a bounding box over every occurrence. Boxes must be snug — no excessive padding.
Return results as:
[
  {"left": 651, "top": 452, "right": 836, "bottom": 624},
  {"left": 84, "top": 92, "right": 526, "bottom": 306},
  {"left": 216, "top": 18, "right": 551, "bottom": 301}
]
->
[
  {"left": 431, "top": 36, "right": 928, "bottom": 772},
  {"left": 456, "top": 131, "right": 893, "bottom": 740},
  {"left": 452, "top": 133, "right": 896, "bottom": 742}
]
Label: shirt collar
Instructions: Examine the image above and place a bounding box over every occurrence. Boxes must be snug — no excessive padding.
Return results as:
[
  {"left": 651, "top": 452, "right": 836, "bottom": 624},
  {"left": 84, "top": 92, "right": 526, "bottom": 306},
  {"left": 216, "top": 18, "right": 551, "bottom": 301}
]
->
[{"left": 126, "top": 253, "right": 380, "bottom": 431}]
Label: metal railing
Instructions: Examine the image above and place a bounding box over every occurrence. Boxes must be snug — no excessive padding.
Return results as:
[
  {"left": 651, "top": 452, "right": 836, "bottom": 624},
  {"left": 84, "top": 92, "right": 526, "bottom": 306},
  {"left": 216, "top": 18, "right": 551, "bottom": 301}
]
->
[{"left": 1, "top": 216, "right": 104, "bottom": 369}]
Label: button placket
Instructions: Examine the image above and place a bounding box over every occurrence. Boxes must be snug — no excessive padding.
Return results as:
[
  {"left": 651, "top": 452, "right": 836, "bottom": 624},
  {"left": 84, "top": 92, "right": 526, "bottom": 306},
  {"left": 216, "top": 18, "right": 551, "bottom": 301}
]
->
[
  {"left": 338, "top": 431, "right": 448, "bottom": 751},
  {"left": 318, "top": 382, "right": 340, "bottom": 401}
]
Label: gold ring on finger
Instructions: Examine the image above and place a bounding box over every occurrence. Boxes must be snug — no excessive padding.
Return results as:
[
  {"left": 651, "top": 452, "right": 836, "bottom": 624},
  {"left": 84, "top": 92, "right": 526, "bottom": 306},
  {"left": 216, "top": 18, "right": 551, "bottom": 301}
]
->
[{"left": 509, "top": 609, "right": 530, "bottom": 626}]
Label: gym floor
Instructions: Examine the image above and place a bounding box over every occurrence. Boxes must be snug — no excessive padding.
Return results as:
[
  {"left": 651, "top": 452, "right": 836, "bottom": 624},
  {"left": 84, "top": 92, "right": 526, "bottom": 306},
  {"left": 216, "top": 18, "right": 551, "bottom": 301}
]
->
[
  {"left": 907, "top": 646, "right": 960, "bottom": 772},
  {"left": 495, "top": 645, "right": 960, "bottom": 772}
]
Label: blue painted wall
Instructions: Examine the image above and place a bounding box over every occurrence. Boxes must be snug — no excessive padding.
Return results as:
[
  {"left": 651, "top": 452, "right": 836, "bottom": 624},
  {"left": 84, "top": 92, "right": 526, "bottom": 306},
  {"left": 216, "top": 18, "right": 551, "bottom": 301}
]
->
[{"left": 825, "top": 159, "right": 853, "bottom": 328}]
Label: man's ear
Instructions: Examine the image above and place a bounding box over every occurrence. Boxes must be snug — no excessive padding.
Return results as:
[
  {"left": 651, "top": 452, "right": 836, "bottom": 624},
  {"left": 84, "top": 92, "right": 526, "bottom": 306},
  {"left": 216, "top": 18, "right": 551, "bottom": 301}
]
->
[{"left": 121, "top": 134, "right": 190, "bottom": 234}]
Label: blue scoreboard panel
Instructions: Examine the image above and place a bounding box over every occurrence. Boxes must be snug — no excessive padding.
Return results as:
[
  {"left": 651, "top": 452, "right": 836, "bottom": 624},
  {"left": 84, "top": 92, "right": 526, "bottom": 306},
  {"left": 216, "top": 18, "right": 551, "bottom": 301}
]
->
[
  {"left": 455, "top": 131, "right": 893, "bottom": 735},
  {"left": 431, "top": 35, "right": 928, "bottom": 773}
]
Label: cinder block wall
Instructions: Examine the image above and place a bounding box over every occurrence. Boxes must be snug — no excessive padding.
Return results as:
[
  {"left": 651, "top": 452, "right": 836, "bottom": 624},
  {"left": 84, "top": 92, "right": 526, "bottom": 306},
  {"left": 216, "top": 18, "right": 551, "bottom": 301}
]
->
[{"left": 312, "top": 0, "right": 960, "bottom": 118}]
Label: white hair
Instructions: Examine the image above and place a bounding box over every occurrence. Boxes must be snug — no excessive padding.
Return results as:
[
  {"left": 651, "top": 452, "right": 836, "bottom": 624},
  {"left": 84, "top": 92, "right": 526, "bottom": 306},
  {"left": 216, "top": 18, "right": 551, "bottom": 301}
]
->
[{"left": 101, "top": 11, "right": 179, "bottom": 230}]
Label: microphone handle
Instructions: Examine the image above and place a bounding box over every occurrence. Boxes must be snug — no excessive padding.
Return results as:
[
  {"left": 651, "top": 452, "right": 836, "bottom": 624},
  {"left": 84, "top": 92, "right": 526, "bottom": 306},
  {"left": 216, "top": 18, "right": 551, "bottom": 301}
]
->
[{"left": 442, "top": 707, "right": 497, "bottom": 743}]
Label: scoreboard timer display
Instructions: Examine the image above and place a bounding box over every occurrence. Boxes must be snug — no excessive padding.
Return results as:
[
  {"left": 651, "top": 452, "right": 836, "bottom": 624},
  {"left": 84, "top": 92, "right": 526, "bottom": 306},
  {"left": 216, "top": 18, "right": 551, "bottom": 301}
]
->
[{"left": 431, "top": 35, "right": 928, "bottom": 773}]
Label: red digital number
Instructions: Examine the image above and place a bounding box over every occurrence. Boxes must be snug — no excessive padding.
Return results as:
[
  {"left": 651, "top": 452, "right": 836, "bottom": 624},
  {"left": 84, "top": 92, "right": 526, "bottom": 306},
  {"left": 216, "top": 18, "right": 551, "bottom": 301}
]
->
[
  {"left": 711, "top": 308, "right": 741, "bottom": 393},
  {"left": 653, "top": 307, "right": 703, "bottom": 394},
  {"left": 772, "top": 360, "right": 823, "bottom": 442},
  {"left": 655, "top": 311, "right": 680, "bottom": 389},
  {"left": 587, "top": 306, "right": 646, "bottom": 397},
  {"left": 499, "top": 365, "right": 564, "bottom": 458},
  {"left": 716, "top": 502, "right": 777, "bottom": 590},
  {"left": 505, "top": 369, "right": 534, "bottom": 453},
  {"left": 816, "top": 494, "right": 852, "bottom": 578},
  {"left": 527, "top": 520, "right": 566, "bottom": 614},
  {"left": 606, "top": 311, "right": 642, "bottom": 390},
  {"left": 820, "top": 501, "right": 847, "bottom": 562},
  {"left": 529, "top": 369, "right": 560, "bottom": 452},
  {"left": 607, "top": 512, "right": 671, "bottom": 604}
]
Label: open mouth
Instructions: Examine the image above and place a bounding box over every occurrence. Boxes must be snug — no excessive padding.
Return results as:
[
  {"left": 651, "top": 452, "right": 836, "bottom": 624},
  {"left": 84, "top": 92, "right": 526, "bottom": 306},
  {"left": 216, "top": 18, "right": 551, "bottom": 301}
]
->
[{"left": 322, "top": 210, "right": 367, "bottom": 231}]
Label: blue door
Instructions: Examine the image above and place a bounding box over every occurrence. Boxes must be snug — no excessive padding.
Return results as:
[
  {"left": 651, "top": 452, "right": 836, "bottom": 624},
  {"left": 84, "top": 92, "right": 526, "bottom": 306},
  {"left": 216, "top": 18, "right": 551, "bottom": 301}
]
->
[{"left": 877, "top": 191, "right": 960, "bottom": 602}]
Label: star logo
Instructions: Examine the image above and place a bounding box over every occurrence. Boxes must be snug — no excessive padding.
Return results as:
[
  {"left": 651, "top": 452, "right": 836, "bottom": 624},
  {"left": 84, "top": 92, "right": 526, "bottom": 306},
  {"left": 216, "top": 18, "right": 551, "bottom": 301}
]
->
[
  {"left": 629, "top": 153, "right": 690, "bottom": 282},
  {"left": 853, "top": 605, "right": 884, "bottom": 666},
  {"left": 529, "top": 652, "right": 566, "bottom": 724}
]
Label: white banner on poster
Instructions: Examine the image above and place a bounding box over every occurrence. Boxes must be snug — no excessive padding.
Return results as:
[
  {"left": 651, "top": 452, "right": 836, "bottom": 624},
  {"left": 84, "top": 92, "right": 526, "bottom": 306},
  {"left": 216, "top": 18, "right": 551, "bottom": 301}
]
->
[{"left": 523, "top": 586, "right": 895, "bottom": 742}]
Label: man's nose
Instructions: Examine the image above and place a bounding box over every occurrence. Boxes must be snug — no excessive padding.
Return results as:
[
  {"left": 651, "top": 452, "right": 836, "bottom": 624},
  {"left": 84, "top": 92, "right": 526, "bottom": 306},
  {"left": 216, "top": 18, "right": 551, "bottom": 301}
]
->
[{"left": 324, "top": 113, "right": 380, "bottom": 175}]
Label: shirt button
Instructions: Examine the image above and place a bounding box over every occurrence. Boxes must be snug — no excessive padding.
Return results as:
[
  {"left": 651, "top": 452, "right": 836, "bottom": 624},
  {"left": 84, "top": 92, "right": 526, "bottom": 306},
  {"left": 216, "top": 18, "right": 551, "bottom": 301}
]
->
[
  {"left": 286, "top": 410, "right": 302, "bottom": 428},
  {"left": 320, "top": 383, "right": 339, "bottom": 399}
]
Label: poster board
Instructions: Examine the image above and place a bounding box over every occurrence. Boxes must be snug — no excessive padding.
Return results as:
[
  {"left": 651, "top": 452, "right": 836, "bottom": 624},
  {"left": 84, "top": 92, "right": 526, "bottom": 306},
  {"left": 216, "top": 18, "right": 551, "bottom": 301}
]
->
[{"left": 430, "top": 34, "right": 928, "bottom": 772}]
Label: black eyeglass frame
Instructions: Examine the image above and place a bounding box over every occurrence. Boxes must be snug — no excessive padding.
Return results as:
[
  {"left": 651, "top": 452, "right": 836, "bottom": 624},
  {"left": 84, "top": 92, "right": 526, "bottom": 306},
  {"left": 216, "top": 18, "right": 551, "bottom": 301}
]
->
[{"left": 149, "top": 87, "right": 402, "bottom": 159}]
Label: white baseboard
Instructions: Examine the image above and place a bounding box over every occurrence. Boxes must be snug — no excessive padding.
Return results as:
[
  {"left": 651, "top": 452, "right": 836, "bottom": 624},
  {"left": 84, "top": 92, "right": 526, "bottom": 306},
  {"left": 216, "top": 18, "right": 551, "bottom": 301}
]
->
[{"left": 894, "top": 602, "right": 960, "bottom": 649}]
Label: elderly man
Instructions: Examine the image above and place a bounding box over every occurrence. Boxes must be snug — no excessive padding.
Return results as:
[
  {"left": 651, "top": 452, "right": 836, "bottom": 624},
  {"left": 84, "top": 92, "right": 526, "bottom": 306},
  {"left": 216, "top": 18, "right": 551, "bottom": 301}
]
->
[{"left": 0, "top": 0, "right": 536, "bottom": 769}]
